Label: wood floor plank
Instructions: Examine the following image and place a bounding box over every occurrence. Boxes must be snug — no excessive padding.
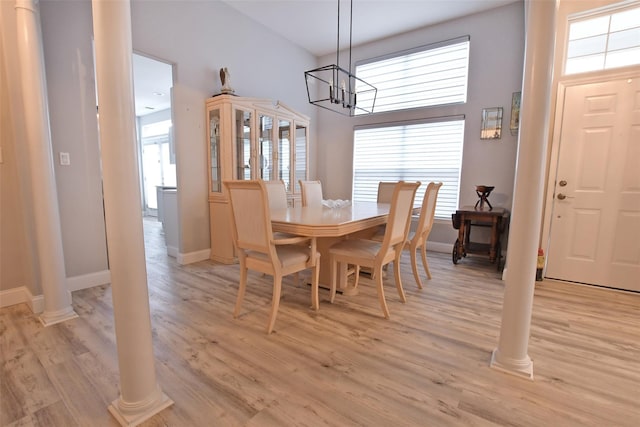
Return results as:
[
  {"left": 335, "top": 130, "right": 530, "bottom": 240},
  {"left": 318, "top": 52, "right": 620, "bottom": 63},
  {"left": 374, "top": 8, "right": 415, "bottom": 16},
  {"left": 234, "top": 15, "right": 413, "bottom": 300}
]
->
[
  {"left": 1, "top": 346, "right": 61, "bottom": 424},
  {"left": 43, "top": 358, "right": 116, "bottom": 427},
  {"left": 1, "top": 217, "right": 638, "bottom": 426},
  {"left": 32, "top": 400, "right": 79, "bottom": 427}
]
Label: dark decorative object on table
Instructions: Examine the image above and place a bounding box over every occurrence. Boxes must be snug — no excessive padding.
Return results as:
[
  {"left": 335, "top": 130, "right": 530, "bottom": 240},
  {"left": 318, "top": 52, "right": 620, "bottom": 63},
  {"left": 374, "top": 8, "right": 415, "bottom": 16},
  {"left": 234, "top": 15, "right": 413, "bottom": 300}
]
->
[{"left": 475, "top": 185, "right": 494, "bottom": 210}]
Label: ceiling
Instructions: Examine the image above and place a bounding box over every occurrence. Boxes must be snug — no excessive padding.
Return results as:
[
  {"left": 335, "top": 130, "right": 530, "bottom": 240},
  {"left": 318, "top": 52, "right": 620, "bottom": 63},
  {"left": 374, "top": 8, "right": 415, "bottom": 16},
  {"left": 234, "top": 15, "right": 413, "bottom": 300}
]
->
[
  {"left": 133, "top": 0, "right": 519, "bottom": 116},
  {"left": 133, "top": 53, "right": 173, "bottom": 117},
  {"left": 221, "top": 0, "right": 518, "bottom": 57}
]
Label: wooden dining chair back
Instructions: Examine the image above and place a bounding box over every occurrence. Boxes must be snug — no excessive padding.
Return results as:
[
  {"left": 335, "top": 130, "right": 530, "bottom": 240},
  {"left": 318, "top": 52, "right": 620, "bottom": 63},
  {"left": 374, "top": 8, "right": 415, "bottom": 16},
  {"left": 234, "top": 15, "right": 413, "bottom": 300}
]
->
[
  {"left": 408, "top": 182, "right": 443, "bottom": 288},
  {"left": 264, "top": 179, "right": 288, "bottom": 210},
  {"left": 377, "top": 181, "right": 396, "bottom": 203},
  {"left": 224, "top": 180, "right": 320, "bottom": 334},
  {"left": 299, "top": 180, "right": 323, "bottom": 208},
  {"left": 329, "top": 181, "right": 420, "bottom": 318},
  {"left": 372, "top": 181, "right": 398, "bottom": 239}
]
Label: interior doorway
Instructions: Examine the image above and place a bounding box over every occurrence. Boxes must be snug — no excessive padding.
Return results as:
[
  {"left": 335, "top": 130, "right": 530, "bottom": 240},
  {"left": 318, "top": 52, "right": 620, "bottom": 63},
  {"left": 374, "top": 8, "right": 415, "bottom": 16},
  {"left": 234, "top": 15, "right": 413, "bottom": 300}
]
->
[
  {"left": 140, "top": 121, "right": 175, "bottom": 216},
  {"left": 132, "top": 53, "right": 175, "bottom": 217},
  {"left": 545, "top": 76, "right": 640, "bottom": 292}
]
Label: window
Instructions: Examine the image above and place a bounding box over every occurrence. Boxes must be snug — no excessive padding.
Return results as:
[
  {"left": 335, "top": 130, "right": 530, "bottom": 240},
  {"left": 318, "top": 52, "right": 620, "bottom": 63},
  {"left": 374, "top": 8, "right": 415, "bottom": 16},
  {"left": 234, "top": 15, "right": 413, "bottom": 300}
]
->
[
  {"left": 141, "top": 119, "right": 172, "bottom": 138},
  {"left": 352, "top": 118, "right": 464, "bottom": 219},
  {"left": 565, "top": 4, "right": 640, "bottom": 75},
  {"left": 355, "top": 36, "right": 470, "bottom": 114}
]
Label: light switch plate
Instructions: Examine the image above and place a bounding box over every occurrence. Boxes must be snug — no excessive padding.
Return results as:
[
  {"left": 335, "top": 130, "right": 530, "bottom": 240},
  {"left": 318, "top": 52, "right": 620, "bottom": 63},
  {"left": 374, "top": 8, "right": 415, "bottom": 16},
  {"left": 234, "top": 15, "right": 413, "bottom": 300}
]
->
[{"left": 59, "top": 152, "right": 70, "bottom": 166}]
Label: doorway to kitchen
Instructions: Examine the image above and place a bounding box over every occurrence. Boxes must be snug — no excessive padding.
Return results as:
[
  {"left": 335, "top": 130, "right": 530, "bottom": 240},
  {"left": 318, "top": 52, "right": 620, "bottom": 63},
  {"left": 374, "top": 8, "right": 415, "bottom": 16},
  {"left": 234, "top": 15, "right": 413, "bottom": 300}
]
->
[{"left": 132, "top": 52, "right": 175, "bottom": 218}]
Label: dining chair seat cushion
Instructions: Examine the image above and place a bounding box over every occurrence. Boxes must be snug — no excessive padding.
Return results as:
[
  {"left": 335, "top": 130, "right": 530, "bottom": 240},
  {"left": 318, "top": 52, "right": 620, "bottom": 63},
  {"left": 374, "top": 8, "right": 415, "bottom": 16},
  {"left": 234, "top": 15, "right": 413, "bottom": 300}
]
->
[
  {"left": 330, "top": 239, "right": 382, "bottom": 261},
  {"left": 247, "top": 246, "right": 310, "bottom": 267},
  {"left": 370, "top": 229, "right": 385, "bottom": 242}
]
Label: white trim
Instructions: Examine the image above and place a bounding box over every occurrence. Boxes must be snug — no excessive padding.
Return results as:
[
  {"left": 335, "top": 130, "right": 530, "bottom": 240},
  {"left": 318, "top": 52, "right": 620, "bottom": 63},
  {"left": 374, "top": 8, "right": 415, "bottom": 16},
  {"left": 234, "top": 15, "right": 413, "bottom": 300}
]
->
[
  {"left": 0, "top": 287, "right": 30, "bottom": 308},
  {"left": 0, "top": 286, "right": 44, "bottom": 313},
  {"left": 67, "top": 270, "right": 111, "bottom": 292},
  {"left": 426, "top": 241, "right": 452, "bottom": 254},
  {"left": 177, "top": 248, "right": 211, "bottom": 265},
  {"left": 109, "top": 389, "right": 174, "bottom": 427},
  {"left": 31, "top": 292, "right": 44, "bottom": 313},
  {"left": 357, "top": 35, "right": 471, "bottom": 67},
  {"left": 540, "top": 68, "right": 640, "bottom": 274},
  {"left": 568, "top": 0, "right": 639, "bottom": 22},
  {"left": 166, "top": 245, "right": 178, "bottom": 258},
  {"left": 490, "top": 348, "right": 534, "bottom": 380}
]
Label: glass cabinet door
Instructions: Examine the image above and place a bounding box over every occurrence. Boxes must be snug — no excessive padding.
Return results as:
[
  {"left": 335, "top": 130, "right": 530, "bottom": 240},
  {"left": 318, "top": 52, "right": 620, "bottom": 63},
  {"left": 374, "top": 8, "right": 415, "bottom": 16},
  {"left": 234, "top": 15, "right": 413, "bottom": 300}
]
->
[
  {"left": 258, "top": 114, "right": 275, "bottom": 181},
  {"left": 235, "top": 109, "right": 252, "bottom": 180},
  {"left": 294, "top": 122, "right": 308, "bottom": 194},
  {"left": 209, "top": 108, "right": 221, "bottom": 193},
  {"left": 277, "top": 118, "right": 291, "bottom": 191}
]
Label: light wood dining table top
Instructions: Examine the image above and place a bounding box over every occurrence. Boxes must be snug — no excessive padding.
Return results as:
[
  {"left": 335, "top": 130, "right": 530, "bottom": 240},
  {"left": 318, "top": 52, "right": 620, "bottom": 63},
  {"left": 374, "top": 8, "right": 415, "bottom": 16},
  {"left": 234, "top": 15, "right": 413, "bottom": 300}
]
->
[{"left": 270, "top": 201, "right": 392, "bottom": 237}]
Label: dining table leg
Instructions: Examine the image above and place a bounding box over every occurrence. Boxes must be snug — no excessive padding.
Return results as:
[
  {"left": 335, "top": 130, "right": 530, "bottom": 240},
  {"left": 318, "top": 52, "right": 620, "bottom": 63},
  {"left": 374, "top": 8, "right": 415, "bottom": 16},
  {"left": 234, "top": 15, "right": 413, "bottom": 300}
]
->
[{"left": 313, "top": 228, "right": 377, "bottom": 294}]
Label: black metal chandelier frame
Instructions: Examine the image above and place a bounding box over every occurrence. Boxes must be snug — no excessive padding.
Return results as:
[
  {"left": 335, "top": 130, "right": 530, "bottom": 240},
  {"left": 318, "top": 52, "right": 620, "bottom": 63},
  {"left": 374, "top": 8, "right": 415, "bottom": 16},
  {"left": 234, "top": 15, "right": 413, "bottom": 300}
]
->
[{"left": 304, "top": 0, "right": 377, "bottom": 116}]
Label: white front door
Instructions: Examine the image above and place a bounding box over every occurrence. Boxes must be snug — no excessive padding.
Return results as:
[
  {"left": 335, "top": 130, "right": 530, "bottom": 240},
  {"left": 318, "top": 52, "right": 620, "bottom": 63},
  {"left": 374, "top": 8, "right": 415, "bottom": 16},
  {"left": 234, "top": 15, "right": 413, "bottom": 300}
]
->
[{"left": 546, "top": 77, "right": 640, "bottom": 292}]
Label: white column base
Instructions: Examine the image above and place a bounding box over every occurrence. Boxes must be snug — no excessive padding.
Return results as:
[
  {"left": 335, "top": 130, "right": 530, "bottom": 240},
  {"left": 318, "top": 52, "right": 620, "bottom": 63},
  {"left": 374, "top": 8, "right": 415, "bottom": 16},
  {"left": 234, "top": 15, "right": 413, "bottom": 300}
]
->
[
  {"left": 108, "top": 387, "right": 173, "bottom": 427},
  {"left": 39, "top": 307, "right": 78, "bottom": 326},
  {"left": 490, "top": 348, "right": 534, "bottom": 380}
]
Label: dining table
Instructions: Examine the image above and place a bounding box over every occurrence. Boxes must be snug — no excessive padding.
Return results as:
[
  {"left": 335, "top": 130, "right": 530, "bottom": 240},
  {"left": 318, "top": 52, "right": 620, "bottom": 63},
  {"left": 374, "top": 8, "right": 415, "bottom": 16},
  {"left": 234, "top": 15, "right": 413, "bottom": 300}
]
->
[{"left": 270, "top": 201, "right": 396, "bottom": 292}]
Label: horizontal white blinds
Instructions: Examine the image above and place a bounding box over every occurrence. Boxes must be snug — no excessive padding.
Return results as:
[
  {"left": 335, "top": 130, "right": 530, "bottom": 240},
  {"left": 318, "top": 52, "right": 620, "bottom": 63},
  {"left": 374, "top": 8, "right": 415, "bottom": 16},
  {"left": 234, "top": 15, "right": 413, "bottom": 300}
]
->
[
  {"left": 352, "top": 118, "right": 464, "bottom": 219},
  {"left": 355, "top": 37, "right": 470, "bottom": 114}
]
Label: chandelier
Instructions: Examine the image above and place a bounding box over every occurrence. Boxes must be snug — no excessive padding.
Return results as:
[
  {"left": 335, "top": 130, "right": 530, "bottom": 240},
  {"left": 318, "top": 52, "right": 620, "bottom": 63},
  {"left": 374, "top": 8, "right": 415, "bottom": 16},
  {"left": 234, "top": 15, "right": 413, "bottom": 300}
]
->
[{"left": 304, "top": 0, "right": 377, "bottom": 116}]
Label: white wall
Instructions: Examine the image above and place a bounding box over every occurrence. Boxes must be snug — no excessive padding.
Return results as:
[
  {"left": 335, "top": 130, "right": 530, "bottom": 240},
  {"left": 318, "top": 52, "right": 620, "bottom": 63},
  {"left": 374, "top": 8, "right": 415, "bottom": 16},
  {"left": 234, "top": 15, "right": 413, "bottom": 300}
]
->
[
  {"left": 28, "top": 0, "right": 319, "bottom": 277},
  {"left": 40, "top": 0, "right": 109, "bottom": 278},
  {"left": 3, "top": 0, "right": 525, "bottom": 299},
  {"left": 130, "top": 0, "right": 319, "bottom": 256},
  {"left": 316, "top": 2, "right": 525, "bottom": 247}
]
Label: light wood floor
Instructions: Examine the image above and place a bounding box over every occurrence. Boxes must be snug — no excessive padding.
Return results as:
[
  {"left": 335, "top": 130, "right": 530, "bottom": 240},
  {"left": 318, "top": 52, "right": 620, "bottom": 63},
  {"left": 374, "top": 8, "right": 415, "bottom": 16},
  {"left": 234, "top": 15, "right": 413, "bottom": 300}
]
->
[{"left": 2, "top": 218, "right": 639, "bottom": 426}]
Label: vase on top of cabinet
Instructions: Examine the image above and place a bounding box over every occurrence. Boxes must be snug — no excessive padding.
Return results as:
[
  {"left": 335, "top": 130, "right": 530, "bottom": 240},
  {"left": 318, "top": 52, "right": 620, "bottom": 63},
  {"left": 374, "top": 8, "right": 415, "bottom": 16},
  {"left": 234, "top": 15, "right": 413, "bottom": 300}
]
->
[{"left": 206, "top": 95, "right": 310, "bottom": 263}]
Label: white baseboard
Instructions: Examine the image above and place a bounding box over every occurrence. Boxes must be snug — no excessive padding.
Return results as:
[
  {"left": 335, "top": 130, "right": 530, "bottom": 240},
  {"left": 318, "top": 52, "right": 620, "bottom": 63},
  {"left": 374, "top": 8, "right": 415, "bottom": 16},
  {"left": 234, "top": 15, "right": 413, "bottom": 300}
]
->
[
  {"left": 166, "top": 245, "right": 179, "bottom": 258},
  {"left": 427, "top": 241, "right": 453, "bottom": 254},
  {"left": 0, "top": 286, "right": 44, "bottom": 313},
  {"left": 67, "top": 269, "right": 111, "bottom": 292},
  {"left": 177, "top": 248, "right": 210, "bottom": 265},
  {"left": 0, "top": 286, "right": 29, "bottom": 308},
  {"left": 1, "top": 269, "right": 110, "bottom": 312},
  {"left": 31, "top": 292, "right": 44, "bottom": 313}
]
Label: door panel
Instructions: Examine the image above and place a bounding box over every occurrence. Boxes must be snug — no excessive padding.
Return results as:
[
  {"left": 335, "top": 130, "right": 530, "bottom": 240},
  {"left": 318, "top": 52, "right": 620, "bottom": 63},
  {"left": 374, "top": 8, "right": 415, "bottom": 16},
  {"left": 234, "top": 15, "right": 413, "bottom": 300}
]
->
[{"left": 546, "top": 77, "right": 640, "bottom": 291}]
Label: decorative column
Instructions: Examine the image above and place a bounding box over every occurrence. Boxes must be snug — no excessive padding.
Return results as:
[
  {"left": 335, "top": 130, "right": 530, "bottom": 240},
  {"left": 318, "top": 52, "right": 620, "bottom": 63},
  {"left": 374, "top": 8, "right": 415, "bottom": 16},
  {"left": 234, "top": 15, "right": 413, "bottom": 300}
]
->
[
  {"left": 14, "top": 0, "right": 77, "bottom": 326},
  {"left": 490, "top": 0, "right": 557, "bottom": 379},
  {"left": 91, "top": 0, "right": 172, "bottom": 425}
]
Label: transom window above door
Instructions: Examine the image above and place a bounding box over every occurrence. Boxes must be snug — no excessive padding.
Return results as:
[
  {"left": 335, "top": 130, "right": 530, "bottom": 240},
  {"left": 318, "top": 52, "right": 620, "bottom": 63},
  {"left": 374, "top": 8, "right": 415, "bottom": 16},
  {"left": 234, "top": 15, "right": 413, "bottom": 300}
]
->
[{"left": 565, "top": 3, "right": 640, "bottom": 75}]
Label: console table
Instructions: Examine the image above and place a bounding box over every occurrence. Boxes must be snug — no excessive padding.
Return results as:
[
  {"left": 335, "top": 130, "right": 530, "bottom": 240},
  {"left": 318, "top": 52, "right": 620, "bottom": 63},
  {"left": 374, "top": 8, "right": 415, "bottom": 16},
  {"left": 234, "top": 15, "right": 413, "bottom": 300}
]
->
[{"left": 451, "top": 206, "right": 509, "bottom": 270}]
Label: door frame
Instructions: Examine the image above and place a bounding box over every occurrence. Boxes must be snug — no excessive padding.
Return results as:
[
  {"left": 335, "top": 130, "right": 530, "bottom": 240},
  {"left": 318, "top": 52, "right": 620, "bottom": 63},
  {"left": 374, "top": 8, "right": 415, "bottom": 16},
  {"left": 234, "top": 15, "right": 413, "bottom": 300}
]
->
[{"left": 540, "top": 68, "right": 640, "bottom": 279}]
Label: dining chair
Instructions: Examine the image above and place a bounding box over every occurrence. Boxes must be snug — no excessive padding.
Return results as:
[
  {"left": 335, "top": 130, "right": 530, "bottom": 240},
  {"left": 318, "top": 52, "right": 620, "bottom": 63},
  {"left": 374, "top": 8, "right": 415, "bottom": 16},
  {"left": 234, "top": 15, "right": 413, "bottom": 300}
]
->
[
  {"left": 372, "top": 181, "right": 398, "bottom": 238},
  {"left": 264, "top": 179, "right": 289, "bottom": 210},
  {"left": 329, "top": 181, "right": 420, "bottom": 318},
  {"left": 299, "top": 180, "right": 323, "bottom": 208},
  {"left": 377, "top": 181, "right": 396, "bottom": 203},
  {"left": 224, "top": 180, "right": 320, "bottom": 334},
  {"left": 406, "top": 182, "right": 443, "bottom": 288},
  {"left": 263, "top": 180, "right": 296, "bottom": 279}
]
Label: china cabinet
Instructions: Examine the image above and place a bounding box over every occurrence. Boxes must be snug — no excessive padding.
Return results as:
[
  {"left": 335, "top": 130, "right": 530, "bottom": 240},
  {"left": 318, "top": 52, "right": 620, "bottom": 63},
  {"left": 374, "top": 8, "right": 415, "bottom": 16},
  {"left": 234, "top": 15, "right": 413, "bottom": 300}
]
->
[{"left": 206, "top": 95, "right": 310, "bottom": 263}]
